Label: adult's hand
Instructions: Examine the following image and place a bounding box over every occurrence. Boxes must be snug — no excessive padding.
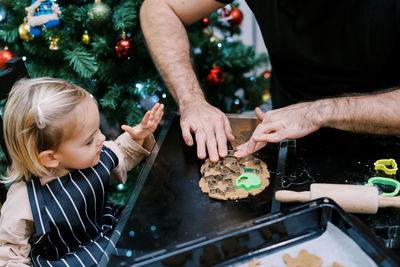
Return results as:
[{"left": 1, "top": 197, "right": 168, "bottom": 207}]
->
[
  {"left": 234, "top": 102, "right": 322, "bottom": 158},
  {"left": 180, "top": 100, "right": 235, "bottom": 162}
]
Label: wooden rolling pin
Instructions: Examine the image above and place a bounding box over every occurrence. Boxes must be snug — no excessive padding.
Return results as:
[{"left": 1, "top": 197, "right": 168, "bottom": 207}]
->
[{"left": 275, "top": 183, "right": 400, "bottom": 214}]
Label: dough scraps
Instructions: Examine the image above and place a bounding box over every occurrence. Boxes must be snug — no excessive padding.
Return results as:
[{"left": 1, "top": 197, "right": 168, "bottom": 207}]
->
[{"left": 199, "top": 151, "right": 270, "bottom": 200}]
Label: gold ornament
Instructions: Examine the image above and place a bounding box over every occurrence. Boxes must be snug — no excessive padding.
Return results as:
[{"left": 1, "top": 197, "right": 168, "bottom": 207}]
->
[
  {"left": 18, "top": 18, "right": 31, "bottom": 40},
  {"left": 210, "top": 35, "right": 220, "bottom": 43},
  {"left": 203, "top": 27, "right": 213, "bottom": 37},
  {"left": 82, "top": 30, "right": 90, "bottom": 45},
  {"left": 262, "top": 91, "right": 270, "bottom": 102},
  {"left": 88, "top": 0, "right": 112, "bottom": 27},
  {"left": 49, "top": 36, "right": 60, "bottom": 50}
]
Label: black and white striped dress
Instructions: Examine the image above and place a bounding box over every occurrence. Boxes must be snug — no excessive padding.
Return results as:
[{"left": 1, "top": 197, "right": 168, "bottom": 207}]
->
[{"left": 26, "top": 146, "right": 123, "bottom": 266}]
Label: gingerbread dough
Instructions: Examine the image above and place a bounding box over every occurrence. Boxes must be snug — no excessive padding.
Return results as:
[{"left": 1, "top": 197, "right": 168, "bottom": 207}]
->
[
  {"left": 199, "top": 151, "right": 270, "bottom": 200},
  {"left": 283, "top": 249, "right": 322, "bottom": 267}
]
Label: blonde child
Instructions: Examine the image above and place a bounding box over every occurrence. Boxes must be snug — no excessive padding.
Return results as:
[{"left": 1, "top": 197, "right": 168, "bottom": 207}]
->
[{"left": 0, "top": 77, "right": 164, "bottom": 266}]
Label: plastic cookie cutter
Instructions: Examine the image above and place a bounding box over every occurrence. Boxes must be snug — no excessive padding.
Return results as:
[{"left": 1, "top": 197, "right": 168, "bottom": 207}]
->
[
  {"left": 236, "top": 173, "right": 262, "bottom": 191},
  {"left": 365, "top": 177, "right": 400, "bottom": 197},
  {"left": 374, "top": 159, "right": 398, "bottom": 175}
]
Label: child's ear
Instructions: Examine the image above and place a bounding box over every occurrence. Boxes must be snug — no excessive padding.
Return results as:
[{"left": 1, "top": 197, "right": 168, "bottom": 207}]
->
[{"left": 39, "top": 150, "right": 59, "bottom": 168}]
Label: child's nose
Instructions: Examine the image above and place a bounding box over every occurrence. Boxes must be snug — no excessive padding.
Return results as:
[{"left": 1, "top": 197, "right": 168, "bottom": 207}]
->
[{"left": 97, "top": 133, "right": 106, "bottom": 146}]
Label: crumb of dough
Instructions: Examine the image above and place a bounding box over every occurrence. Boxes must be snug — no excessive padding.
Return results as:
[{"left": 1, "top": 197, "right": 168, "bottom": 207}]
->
[{"left": 240, "top": 258, "right": 261, "bottom": 267}]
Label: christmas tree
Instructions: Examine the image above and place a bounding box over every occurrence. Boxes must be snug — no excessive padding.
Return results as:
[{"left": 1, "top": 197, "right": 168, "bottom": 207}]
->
[{"left": 0, "top": 0, "right": 269, "bottom": 203}]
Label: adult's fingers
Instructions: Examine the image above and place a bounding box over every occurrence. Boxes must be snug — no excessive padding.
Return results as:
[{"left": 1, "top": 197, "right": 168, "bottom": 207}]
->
[
  {"left": 204, "top": 127, "right": 219, "bottom": 162},
  {"left": 181, "top": 120, "right": 194, "bottom": 146},
  {"left": 223, "top": 115, "right": 235, "bottom": 141},
  {"left": 195, "top": 128, "right": 207, "bottom": 159},
  {"left": 214, "top": 119, "right": 228, "bottom": 158},
  {"left": 255, "top": 107, "right": 265, "bottom": 121},
  {"left": 253, "top": 131, "right": 285, "bottom": 143}
]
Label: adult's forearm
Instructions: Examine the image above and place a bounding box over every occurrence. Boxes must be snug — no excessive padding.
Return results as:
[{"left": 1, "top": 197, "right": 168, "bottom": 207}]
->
[
  {"left": 317, "top": 88, "right": 400, "bottom": 135},
  {"left": 140, "top": 0, "right": 205, "bottom": 107}
]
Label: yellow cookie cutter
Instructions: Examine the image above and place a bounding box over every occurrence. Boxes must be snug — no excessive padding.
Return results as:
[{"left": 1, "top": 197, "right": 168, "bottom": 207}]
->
[{"left": 374, "top": 159, "right": 398, "bottom": 175}]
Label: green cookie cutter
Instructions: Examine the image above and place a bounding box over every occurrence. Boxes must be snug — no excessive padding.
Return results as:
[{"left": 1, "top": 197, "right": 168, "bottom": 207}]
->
[
  {"left": 374, "top": 159, "right": 398, "bottom": 175},
  {"left": 365, "top": 176, "right": 400, "bottom": 197},
  {"left": 235, "top": 172, "right": 261, "bottom": 191}
]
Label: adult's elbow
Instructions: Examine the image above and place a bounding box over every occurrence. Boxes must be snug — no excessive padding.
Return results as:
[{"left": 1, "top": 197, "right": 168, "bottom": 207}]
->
[{"left": 140, "top": 0, "right": 172, "bottom": 25}]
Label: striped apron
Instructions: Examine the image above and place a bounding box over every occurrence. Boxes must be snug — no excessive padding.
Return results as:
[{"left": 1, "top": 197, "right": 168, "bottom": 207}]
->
[{"left": 26, "top": 146, "right": 123, "bottom": 266}]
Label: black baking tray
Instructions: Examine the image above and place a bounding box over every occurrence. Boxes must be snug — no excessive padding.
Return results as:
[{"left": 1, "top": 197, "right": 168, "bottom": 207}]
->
[
  {"left": 104, "top": 113, "right": 280, "bottom": 265},
  {"left": 108, "top": 198, "right": 400, "bottom": 266}
]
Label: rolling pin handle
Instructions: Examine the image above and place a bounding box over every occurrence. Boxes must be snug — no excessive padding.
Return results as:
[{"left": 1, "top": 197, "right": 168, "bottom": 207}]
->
[
  {"left": 275, "top": 190, "right": 311, "bottom": 203},
  {"left": 378, "top": 196, "right": 400, "bottom": 208}
]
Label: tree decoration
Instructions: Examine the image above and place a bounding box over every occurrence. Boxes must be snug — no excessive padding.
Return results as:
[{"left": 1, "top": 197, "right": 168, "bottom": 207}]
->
[
  {"left": 200, "top": 17, "right": 210, "bottom": 27},
  {"left": 18, "top": 18, "right": 31, "bottom": 40},
  {"left": 115, "top": 32, "right": 136, "bottom": 59},
  {"left": 210, "top": 35, "right": 220, "bottom": 43},
  {"left": 206, "top": 66, "right": 224, "bottom": 86},
  {"left": 25, "top": 0, "right": 61, "bottom": 37},
  {"left": 49, "top": 36, "right": 60, "bottom": 50},
  {"left": 0, "top": 47, "right": 16, "bottom": 69},
  {"left": 263, "top": 70, "right": 271, "bottom": 79},
  {"left": 219, "top": 6, "right": 243, "bottom": 27},
  {"left": 203, "top": 27, "right": 213, "bottom": 37},
  {"left": 228, "top": 7, "right": 243, "bottom": 26},
  {"left": 88, "top": 0, "right": 112, "bottom": 28},
  {"left": 219, "top": 6, "right": 231, "bottom": 19},
  {"left": 82, "top": 30, "right": 90, "bottom": 45},
  {"left": 0, "top": 4, "right": 7, "bottom": 23}
]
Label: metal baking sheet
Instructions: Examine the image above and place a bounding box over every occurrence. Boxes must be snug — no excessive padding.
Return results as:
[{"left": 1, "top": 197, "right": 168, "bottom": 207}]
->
[
  {"left": 108, "top": 114, "right": 280, "bottom": 262},
  {"left": 233, "top": 222, "right": 376, "bottom": 267}
]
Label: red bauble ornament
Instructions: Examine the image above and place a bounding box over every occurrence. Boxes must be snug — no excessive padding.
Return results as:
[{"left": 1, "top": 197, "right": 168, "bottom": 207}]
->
[
  {"left": 201, "top": 17, "right": 210, "bottom": 27},
  {"left": 206, "top": 66, "right": 224, "bottom": 86},
  {"left": 0, "top": 47, "right": 16, "bottom": 70},
  {"left": 229, "top": 8, "right": 243, "bottom": 26},
  {"left": 263, "top": 70, "right": 271, "bottom": 79},
  {"left": 115, "top": 32, "right": 137, "bottom": 59}
]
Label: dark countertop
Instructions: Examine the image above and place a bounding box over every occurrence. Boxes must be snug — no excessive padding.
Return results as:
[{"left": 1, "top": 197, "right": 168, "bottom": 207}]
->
[{"left": 104, "top": 113, "right": 400, "bottom": 266}]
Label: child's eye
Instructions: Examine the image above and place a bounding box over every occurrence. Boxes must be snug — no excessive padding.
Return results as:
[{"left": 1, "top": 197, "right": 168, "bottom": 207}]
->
[{"left": 86, "top": 139, "right": 93, "bottom": 145}]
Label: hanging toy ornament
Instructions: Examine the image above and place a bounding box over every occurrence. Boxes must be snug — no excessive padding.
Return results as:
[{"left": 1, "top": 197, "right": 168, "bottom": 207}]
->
[
  {"left": 0, "top": 47, "right": 17, "bottom": 70},
  {"left": 19, "top": 17, "right": 32, "bottom": 40},
  {"left": 82, "top": 30, "right": 90, "bottom": 45},
  {"left": 206, "top": 66, "right": 224, "bottom": 86},
  {"left": 88, "top": 0, "right": 112, "bottom": 28},
  {"left": 115, "top": 32, "right": 136, "bottom": 59},
  {"left": 25, "top": 0, "right": 61, "bottom": 37},
  {"left": 49, "top": 36, "right": 60, "bottom": 50}
]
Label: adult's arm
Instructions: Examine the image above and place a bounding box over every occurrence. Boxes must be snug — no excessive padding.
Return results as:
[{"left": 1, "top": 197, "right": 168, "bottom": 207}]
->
[
  {"left": 235, "top": 88, "right": 400, "bottom": 157},
  {"left": 140, "top": 0, "right": 235, "bottom": 162}
]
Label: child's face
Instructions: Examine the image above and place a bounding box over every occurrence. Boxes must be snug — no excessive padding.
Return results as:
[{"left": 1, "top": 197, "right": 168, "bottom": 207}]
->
[{"left": 54, "top": 98, "right": 106, "bottom": 175}]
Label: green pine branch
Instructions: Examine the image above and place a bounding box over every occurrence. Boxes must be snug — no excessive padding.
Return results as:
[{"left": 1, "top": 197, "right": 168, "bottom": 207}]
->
[
  {"left": 112, "top": 1, "right": 138, "bottom": 32},
  {"left": 64, "top": 47, "right": 98, "bottom": 78}
]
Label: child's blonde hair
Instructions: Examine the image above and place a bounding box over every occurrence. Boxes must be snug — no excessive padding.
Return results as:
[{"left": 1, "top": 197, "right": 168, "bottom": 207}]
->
[{"left": 3, "top": 77, "right": 90, "bottom": 183}]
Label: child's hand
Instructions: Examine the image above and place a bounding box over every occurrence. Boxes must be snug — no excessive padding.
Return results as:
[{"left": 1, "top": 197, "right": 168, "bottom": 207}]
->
[{"left": 121, "top": 103, "right": 164, "bottom": 146}]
